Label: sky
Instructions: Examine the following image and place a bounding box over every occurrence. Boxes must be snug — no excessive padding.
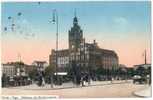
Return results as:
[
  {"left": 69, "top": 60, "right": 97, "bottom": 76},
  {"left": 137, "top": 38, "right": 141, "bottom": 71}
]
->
[{"left": 1, "top": 1, "right": 151, "bottom": 67}]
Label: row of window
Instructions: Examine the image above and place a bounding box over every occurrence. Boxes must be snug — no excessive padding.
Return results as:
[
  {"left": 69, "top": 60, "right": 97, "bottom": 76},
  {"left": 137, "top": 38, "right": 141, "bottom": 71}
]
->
[
  {"left": 52, "top": 55, "right": 118, "bottom": 68},
  {"left": 57, "top": 57, "right": 69, "bottom": 64},
  {"left": 3, "top": 68, "right": 15, "bottom": 76},
  {"left": 54, "top": 54, "right": 90, "bottom": 64},
  {"left": 69, "top": 55, "right": 89, "bottom": 61}
]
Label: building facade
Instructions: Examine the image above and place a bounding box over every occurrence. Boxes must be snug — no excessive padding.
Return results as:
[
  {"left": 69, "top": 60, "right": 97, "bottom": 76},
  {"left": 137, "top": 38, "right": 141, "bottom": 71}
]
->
[
  {"left": 2, "top": 62, "right": 27, "bottom": 77},
  {"left": 49, "top": 14, "right": 119, "bottom": 74},
  {"left": 2, "top": 64, "right": 16, "bottom": 77}
]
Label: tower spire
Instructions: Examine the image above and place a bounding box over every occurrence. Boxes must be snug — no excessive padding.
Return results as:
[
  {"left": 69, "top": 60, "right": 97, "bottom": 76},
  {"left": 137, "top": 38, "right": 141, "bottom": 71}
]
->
[
  {"left": 73, "top": 9, "right": 78, "bottom": 26},
  {"left": 74, "top": 8, "right": 77, "bottom": 17}
]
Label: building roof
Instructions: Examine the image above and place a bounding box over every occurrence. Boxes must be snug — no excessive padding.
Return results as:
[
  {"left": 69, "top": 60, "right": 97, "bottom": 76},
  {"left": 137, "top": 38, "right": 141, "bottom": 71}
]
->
[
  {"left": 33, "top": 61, "right": 47, "bottom": 64},
  {"left": 51, "top": 43, "right": 118, "bottom": 58},
  {"left": 2, "top": 61, "right": 25, "bottom": 66},
  {"left": 84, "top": 42, "right": 118, "bottom": 57},
  {"left": 98, "top": 48, "right": 118, "bottom": 57},
  {"left": 52, "top": 49, "right": 69, "bottom": 57}
]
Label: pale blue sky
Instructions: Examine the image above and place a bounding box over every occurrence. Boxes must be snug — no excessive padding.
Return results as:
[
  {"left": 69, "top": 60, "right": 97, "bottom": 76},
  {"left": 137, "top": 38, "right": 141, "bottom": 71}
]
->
[
  {"left": 2, "top": 2, "right": 151, "bottom": 40},
  {"left": 1, "top": 1, "right": 151, "bottom": 66}
]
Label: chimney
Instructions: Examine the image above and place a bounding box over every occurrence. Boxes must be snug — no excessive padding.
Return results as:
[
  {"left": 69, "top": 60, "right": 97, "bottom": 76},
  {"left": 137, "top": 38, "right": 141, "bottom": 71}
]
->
[
  {"left": 93, "top": 39, "right": 98, "bottom": 47},
  {"left": 93, "top": 40, "right": 96, "bottom": 44}
]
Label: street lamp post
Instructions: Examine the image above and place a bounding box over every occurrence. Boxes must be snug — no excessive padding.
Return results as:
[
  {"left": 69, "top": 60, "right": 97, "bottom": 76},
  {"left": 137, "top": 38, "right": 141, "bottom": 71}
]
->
[{"left": 52, "top": 9, "right": 59, "bottom": 84}]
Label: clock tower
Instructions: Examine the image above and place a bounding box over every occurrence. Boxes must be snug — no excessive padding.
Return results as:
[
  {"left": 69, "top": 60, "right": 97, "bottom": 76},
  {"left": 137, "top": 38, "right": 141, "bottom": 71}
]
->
[{"left": 68, "top": 13, "right": 83, "bottom": 52}]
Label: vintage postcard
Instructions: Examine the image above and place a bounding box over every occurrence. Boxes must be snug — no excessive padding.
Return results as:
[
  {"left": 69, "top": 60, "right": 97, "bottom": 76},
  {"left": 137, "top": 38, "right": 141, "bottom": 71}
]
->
[{"left": 1, "top": 0, "right": 152, "bottom": 99}]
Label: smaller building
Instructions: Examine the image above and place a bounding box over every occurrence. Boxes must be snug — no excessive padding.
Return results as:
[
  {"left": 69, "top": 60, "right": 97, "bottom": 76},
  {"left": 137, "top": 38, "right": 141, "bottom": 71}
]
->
[
  {"left": 2, "top": 64, "right": 16, "bottom": 77},
  {"left": 32, "top": 61, "right": 48, "bottom": 72},
  {"left": 2, "top": 61, "right": 27, "bottom": 77}
]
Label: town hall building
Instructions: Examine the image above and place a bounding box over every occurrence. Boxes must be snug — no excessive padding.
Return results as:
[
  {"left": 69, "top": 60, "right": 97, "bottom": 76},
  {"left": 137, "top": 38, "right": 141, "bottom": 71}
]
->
[{"left": 49, "top": 14, "right": 119, "bottom": 76}]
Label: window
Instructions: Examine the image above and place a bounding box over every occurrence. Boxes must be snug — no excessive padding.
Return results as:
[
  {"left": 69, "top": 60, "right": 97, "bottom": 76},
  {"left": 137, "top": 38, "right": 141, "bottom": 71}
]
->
[{"left": 86, "top": 54, "right": 89, "bottom": 60}]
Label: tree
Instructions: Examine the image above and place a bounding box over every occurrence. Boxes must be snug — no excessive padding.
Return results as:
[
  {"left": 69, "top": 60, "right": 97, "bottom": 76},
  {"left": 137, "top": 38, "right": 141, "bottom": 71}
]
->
[
  {"left": 111, "top": 65, "right": 118, "bottom": 79},
  {"left": 28, "top": 68, "right": 37, "bottom": 81},
  {"left": 71, "top": 61, "right": 81, "bottom": 85},
  {"left": 136, "top": 66, "right": 145, "bottom": 77},
  {"left": 45, "top": 65, "right": 55, "bottom": 76},
  {"left": 96, "top": 67, "right": 103, "bottom": 75},
  {"left": 44, "top": 64, "right": 55, "bottom": 84},
  {"left": 126, "top": 68, "right": 134, "bottom": 79},
  {"left": 2, "top": 73, "right": 7, "bottom": 87}
]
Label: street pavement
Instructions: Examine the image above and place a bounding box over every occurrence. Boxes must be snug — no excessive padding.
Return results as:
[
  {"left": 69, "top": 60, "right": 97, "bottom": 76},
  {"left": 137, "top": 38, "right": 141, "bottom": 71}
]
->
[
  {"left": 1, "top": 80, "right": 149, "bottom": 98},
  {"left": 3, "top": 80, "right": 131, "bottom": 90},
  {"left": 133, "top": 86, "right": 151, "bottom": 97}
]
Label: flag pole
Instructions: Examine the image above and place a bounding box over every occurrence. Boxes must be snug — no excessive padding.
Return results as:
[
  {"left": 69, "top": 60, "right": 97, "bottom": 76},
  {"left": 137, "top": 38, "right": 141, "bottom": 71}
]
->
[{"left": 145, "top": 49, "right": 147, "bottom": 64}]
